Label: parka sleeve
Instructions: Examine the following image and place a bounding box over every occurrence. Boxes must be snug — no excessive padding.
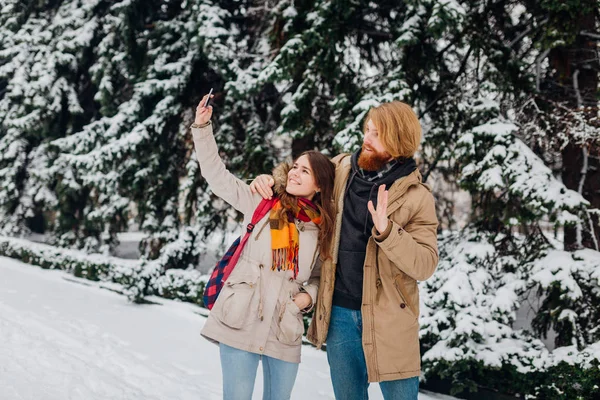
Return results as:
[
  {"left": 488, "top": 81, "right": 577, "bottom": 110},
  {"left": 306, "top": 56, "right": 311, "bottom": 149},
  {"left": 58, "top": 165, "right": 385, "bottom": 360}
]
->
[
  {"left": 192, "top": 124, "right": 261, "bottom": 216},
  {"left": 301, "top": 257, "right": 321, "bottom": 314},
  {"left": 372, "top": 190, "right": 439, "bottom": 281}
]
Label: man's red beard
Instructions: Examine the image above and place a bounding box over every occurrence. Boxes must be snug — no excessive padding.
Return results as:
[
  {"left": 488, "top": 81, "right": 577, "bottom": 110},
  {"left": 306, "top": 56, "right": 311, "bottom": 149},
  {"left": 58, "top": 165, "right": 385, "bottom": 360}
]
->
[{"left": 357, "top": 144, "right": 393, "bottom": 171}]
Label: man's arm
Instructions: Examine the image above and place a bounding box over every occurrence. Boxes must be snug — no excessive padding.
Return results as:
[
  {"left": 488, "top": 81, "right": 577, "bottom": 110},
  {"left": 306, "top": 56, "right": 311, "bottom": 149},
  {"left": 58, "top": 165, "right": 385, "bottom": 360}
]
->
[
  {"left": 372, "top": 192, "right": 439, "bottom": 281},
  {"left": 250, "top": 174, "right": 275, "bottom": 199}
]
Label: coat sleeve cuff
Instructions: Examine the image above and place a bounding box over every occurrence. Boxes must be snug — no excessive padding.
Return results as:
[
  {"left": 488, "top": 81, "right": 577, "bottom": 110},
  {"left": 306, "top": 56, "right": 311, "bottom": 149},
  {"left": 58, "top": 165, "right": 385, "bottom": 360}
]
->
[
  {"left": 191, "top": 124, "right": 213, "bottom": 141},
  {"left": 372, "top": 220, "right": 393, "bottom": 242}
]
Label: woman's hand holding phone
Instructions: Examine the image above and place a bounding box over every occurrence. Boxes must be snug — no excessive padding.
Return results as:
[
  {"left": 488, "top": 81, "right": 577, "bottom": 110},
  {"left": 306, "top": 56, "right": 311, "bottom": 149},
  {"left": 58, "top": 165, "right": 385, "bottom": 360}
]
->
[{"left": 195, "top": 91, "right": 214, "bottom": 125}]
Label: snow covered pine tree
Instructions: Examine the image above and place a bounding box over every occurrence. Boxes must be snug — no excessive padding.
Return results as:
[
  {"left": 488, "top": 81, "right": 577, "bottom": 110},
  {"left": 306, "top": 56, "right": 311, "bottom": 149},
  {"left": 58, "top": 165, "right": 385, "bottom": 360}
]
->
[{"left": 1, "top": 1, "right": 598, "bottom": 398}]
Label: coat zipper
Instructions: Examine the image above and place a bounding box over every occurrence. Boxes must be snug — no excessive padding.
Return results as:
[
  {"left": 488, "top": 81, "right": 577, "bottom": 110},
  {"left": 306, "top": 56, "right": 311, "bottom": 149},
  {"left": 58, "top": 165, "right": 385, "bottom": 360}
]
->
[{"left": 368, "top": 245, "right": 380, "bottom": 381}]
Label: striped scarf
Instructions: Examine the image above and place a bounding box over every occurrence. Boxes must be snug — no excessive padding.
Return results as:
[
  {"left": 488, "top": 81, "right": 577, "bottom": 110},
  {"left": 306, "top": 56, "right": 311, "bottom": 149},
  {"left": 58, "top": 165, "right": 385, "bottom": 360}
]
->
[{"left": 269, "top": 197, "right": 322, "bottom": 278}]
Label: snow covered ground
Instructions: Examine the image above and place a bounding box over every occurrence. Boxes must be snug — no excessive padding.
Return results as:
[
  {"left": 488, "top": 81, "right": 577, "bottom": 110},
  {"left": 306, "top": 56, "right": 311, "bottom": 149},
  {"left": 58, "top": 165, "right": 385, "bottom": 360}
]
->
[{"left": 0, "top": 257, "right": 457, "bottom": 400}]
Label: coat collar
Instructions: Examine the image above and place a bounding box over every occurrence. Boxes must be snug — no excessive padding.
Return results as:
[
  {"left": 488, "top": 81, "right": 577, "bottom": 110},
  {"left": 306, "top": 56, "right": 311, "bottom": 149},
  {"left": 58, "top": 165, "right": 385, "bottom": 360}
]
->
[{"left": 337, "top": 154, "right": 425, "bottom": 216}]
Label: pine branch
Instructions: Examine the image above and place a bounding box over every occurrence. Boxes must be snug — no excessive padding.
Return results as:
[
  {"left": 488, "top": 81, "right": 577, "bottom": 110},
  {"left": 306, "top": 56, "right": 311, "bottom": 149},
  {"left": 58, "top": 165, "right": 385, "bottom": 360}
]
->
[
  {"left": 419, "top": 46, "right": 474, "bottom": 118},
  {"left": 356, "top": 29, "right": 393, "bottom": 39},
  {"left": 581, "top": 31, "right": 600, "bottom": 40}
]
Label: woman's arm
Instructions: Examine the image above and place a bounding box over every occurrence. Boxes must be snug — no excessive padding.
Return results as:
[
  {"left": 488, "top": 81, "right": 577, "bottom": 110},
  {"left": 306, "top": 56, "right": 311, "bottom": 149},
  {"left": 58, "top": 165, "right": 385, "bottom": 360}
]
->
[
  {"left": 192, "top": 95, "right": 260, "bottom": 215},
  {"left": 295, "top": 257, "right": 321, "bottom": 313}
]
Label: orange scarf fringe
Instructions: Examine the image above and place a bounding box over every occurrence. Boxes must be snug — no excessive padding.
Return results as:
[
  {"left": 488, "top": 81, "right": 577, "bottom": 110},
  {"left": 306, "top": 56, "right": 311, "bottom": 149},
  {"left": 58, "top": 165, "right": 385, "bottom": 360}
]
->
[{"left": 269, "top": 198, "right": 321, "bottom": 278}]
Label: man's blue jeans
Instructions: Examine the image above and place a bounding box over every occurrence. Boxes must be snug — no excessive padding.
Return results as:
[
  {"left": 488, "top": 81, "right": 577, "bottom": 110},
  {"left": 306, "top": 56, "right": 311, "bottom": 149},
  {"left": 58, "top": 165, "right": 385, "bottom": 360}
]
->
[
  {"left": 219, "top": 343, "right": 299, "bottom": 400},
  {"left": 326, "top": 305, "right": 419, "bottom": 400}
]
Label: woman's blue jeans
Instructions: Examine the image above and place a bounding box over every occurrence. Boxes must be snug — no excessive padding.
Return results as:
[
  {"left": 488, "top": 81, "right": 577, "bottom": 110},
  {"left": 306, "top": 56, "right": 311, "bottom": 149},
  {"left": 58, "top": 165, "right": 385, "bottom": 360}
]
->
[
  {"left": 326, "top": 305, "right": 419, "bottom": 400},
  {"left": 219, "top": 343, "right": 299, "bottom": 400}
]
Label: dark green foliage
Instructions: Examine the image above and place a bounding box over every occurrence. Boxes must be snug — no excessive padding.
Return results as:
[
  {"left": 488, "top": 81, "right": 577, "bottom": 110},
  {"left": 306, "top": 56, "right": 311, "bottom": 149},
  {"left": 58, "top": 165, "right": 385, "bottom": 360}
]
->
[
  {"left": 0, "top": 0, "right": 598, "bottom": 397},
  {"left": 424, "top": 358, "right": 600, "bottom": 399}
]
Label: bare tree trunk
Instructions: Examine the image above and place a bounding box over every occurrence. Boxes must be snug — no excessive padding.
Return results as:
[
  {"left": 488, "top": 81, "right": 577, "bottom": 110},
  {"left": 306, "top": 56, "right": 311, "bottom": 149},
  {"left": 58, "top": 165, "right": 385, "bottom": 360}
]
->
[
  {"left": 562, "top": 144, "right": 600, "bottom": 250},
  {"left": 551, "top": 10, "right": 600, "bottom": 251}
]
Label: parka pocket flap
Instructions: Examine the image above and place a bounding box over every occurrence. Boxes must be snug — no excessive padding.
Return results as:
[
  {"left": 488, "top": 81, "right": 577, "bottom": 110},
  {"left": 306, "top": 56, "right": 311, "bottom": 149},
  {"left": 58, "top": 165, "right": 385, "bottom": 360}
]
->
[
  {"left": 225, "top": 272, "right": 258, "bottom": 287},
  {"left": 276, "top": 300, "right": 304, "bottom": 346},
  {"left": 218, "top": 276, "right": 258, "bottom": 329},
  {"left": 286, "top": 299, "right": 301, "bottom": 314},
  {"left": 393, "top": 275, "right": 417, "bottom": 319},
  {"left": 387, "top": 198, "right": 408, "bottom": 217},
  {"left": 226, "top": 277, "right": 256, "bottom": 287}
]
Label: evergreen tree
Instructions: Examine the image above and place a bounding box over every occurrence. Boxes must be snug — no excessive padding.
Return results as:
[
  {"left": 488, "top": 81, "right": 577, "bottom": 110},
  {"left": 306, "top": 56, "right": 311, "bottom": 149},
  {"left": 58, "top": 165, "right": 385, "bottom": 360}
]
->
[{"left": 0, "top": 1, "right": 598, "bottom": 397}]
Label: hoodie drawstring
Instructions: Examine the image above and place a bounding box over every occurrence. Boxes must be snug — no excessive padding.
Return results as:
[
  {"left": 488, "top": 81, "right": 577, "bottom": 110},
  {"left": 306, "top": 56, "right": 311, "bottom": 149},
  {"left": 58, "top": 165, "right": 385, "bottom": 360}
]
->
[
  {"left": 258, "top": 263, "right": 264, "bottom": 321},
  {"left": 278, "top": 296, "right": 287, "bottom": 322},
  {"left": 345, "top": 169, "right": 379, "bottom": 235},
  {"left": 344, "top": 169, "right": 358, "bottom": 201}
]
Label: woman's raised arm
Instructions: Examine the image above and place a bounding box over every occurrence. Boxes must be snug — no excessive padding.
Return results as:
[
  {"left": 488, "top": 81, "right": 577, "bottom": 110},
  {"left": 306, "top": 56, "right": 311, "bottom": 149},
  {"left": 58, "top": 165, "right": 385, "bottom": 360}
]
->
[{"left": 191, "top": 94, "right": 260, "bottom": 215}]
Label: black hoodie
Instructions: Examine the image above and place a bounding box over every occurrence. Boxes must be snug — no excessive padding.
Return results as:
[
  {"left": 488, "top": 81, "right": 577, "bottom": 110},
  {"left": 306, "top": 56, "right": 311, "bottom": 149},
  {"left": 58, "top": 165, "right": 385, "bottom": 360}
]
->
[{"left": 332, "top": 150, "right": 417, "bottom": 310}]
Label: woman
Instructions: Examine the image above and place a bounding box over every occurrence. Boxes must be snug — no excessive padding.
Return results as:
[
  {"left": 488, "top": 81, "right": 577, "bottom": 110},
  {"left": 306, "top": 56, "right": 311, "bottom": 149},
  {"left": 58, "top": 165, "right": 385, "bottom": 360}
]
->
[{"left": 191, "top": 93, "right": 336, "bottom": 400}]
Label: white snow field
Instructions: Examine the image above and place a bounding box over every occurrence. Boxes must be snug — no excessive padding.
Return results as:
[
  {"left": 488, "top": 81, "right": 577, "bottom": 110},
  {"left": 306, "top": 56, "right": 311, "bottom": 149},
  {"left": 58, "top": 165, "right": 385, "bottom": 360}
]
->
[{"left": 0, "top": 256, "right": 457, "bottom": 400}]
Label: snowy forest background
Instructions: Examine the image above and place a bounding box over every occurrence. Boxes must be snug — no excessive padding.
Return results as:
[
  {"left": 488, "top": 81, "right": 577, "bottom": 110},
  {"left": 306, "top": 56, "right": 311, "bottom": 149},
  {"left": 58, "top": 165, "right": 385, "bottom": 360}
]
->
[{"left": 0, "top": 0, "right": 599, "bottom": 398}]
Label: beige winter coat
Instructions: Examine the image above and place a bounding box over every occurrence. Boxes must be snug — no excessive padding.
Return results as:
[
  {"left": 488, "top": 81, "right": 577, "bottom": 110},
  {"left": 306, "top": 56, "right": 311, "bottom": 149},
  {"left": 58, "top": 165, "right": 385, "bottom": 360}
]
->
[
  {"left": 192, "top": 124, "right": 320, "bottom": 363},
  {"left": 307, "top": 154, "right": 439, "bottom": 382}
]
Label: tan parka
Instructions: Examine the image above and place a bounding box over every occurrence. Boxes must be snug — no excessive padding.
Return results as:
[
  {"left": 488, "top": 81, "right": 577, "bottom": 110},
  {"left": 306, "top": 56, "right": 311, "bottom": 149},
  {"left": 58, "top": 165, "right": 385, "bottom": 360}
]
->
[
  {"left": 307, "top": 154, "right": 439, "bottom": 382},
  {"left": 192, "top": 124, "right": 320, "bottom": 364}
]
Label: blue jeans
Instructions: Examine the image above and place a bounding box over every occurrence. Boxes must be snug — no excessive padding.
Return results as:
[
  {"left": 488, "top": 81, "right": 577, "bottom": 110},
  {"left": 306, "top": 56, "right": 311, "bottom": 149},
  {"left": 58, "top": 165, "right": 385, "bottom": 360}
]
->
[
  {"left": 219, "top": 343, "right": 299, "bottom": 400},
  {"left": 326, "top": 305, "right": 419, "bottom": 400}
]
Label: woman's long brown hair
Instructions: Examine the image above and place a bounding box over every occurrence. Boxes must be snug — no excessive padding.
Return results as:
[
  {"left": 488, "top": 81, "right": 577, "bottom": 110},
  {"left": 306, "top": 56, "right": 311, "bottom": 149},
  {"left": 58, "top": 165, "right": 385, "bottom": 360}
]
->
[{"left": 277, "top": 150, "right": 336, "bottom": 260}]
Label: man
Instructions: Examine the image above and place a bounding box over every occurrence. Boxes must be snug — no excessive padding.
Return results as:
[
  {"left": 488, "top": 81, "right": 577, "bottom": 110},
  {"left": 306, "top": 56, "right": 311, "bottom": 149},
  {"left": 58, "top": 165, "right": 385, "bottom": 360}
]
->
[{"left": 250, "top": 101, "right": 439, "bottom": 399}]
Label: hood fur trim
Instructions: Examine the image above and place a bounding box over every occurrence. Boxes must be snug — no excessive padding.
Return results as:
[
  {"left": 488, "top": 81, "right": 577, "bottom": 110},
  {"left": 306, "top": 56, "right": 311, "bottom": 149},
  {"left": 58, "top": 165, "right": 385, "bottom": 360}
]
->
[{"left": 272, "top": 161, "right": 291, "bottom": 197}]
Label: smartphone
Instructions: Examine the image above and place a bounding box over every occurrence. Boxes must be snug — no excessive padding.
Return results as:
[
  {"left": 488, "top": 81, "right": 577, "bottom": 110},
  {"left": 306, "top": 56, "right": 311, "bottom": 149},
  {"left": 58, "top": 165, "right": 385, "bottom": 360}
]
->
[{"left": 203, "top": 88, "right": 213, "bottom": 108}]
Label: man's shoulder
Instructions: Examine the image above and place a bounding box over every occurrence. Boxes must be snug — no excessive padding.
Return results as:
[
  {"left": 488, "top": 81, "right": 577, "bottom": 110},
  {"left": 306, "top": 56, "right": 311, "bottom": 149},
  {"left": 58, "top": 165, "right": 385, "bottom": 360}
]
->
[
  {"left": 391, "top": 170, "right": 434, "bottom": 203},
  {"left": 331, "top": 153, "right": 351, "bottom": 166},
  {"left": 332, "top": 154, "right": 353, "bottom": 196}
]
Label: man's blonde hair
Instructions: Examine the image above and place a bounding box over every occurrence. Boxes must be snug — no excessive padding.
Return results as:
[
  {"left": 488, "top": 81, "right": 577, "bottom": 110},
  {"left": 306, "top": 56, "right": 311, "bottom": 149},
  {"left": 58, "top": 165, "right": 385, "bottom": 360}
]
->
[{"left": 363, "top": 101, "right": 421, "bottom": 158}]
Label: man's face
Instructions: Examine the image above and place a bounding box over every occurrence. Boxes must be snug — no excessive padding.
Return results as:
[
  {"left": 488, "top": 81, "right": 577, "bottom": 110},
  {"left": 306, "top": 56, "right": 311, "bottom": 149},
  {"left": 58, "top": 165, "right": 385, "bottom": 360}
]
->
[{"left": 358, "top": 119, "right": 393, "bottom": 171}]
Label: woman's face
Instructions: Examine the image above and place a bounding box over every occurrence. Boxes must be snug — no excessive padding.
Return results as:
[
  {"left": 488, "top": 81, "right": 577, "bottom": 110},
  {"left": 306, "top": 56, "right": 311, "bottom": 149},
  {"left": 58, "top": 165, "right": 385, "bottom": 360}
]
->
[{"left": 286, "top": 155, "right": 319, "bottom": 200}]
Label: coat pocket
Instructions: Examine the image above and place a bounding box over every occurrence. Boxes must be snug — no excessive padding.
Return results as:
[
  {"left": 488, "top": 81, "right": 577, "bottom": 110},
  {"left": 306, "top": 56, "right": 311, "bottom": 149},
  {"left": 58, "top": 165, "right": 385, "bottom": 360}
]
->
[
  {"left": 217, "top": 275, "right": 258, "bottom": 329},
  {"left": 393, "top": 276, "right": 417, "bottom": 320},
  {"left": 276, "top": 300, "right": 304, "bottom": 346}
]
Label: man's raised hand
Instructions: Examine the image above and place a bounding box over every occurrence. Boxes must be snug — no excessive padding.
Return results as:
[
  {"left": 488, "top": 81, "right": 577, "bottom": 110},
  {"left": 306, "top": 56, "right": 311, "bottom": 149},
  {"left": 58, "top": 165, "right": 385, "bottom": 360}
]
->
[{"left": 367, "top": 184, "right": 389, "bottom": 234}]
